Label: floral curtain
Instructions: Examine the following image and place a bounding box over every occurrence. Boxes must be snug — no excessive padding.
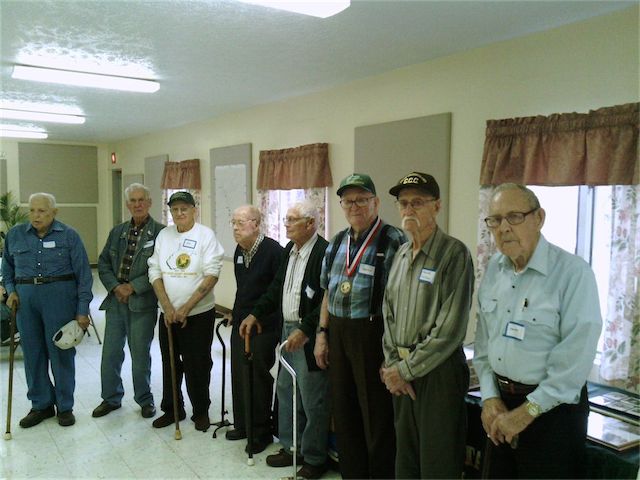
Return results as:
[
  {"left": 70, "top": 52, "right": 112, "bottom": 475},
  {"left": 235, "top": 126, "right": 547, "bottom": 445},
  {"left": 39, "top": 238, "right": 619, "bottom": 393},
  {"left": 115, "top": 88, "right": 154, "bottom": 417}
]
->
[
  {"left": 476, "top": 186, "right": 497, "bottom": 290},
  {"left": 257, "top": 143, "right": 332, "bottom": 190},
  {"left": 600, "top": 185, "right": 640, "bottom": 392}
]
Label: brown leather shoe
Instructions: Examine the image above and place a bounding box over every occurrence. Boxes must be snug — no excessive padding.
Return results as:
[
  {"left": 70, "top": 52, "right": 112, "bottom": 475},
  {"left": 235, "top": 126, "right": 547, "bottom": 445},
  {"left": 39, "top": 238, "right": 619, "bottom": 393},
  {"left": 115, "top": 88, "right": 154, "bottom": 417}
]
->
[
  {"left": 57, "top": 410, "right": 76, "bottom": 427},
  {"left": 92, "top": 401, "right": 121, "bottom": 418},
  {"left": 266, "top": 448, "right": 303, "bottom": 467},
  {"left": 297, "top": 463, "right": 327, "bottom": 479},
  {"left": 141, "top": 404, "right": 156, "bottom": 418},
  {"left": 152, "top": 411, "right": 186, "bottom": 428},
  {"left": 19, "top": 406, "right": 55, "bottom": 428},
  {"left": 193, "top": 414, "right": 210, "bottom": 432}
]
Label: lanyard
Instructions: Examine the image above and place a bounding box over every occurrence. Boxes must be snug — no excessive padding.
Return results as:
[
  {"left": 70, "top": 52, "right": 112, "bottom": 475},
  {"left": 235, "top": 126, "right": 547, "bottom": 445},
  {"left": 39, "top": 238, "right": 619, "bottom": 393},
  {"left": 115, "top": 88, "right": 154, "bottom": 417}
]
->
[{"left": 345, "top": 218, "right": 381, "bottom": 277}]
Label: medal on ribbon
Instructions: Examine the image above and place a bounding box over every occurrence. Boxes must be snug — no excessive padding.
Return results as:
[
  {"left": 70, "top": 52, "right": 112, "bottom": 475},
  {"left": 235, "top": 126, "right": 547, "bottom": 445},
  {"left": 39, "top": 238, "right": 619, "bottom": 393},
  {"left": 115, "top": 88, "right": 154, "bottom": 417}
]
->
[{"left": 341, "top": 218, "right": 382, "bottom": 295}]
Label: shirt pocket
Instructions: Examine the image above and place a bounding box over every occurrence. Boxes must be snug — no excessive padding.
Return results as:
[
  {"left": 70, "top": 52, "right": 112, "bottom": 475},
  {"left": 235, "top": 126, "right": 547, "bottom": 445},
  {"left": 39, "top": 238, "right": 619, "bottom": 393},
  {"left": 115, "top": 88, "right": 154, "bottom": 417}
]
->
[
  {"left": 520, "top": 308, "right": 560, "bottom": 346},
  {"left": 43, "top": 240, "right": 71, "bottom": 272},
  {"left": 479, "top": 298, "right": 499, "bottom": 335},
  {"left": 10, "top": 243, "right": 31, "bottom": 270}
]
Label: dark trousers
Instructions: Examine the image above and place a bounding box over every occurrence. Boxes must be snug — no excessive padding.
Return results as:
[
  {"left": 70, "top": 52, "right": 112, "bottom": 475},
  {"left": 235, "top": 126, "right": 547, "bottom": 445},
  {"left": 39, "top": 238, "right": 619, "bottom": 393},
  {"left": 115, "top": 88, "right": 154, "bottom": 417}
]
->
[
  {"left": 230, "top": 322, "right": 278, "bottom": 440},
  {"left": 393, "top": 348, "right": 469, "bottom": 479},
  {"left": 158, "top": 309, "right": 215, "bottom": 416},
  {"left": 485, "top": 385, "right": 589, "bottom": 479},
  {"left": 329, "top": 315, "right": 396, "bottom": 479}
]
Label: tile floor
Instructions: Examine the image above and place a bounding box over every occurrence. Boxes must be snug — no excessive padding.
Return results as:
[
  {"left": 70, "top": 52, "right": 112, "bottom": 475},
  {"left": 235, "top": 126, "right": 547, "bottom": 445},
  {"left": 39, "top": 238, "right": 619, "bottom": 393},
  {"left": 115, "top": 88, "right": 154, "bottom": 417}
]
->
[{"left": 0, "top": 271, "right": 341, "bottom": 479}]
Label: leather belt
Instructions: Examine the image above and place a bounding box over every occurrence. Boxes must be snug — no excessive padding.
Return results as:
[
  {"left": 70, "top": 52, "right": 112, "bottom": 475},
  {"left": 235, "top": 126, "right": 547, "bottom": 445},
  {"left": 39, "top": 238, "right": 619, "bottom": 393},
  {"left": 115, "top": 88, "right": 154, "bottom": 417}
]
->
[
  {"left": 16, "top": 274, "right": 76, "bottom": 285},
  {"left": 496, "top": 374, "right": 537, "bottom": 395}
]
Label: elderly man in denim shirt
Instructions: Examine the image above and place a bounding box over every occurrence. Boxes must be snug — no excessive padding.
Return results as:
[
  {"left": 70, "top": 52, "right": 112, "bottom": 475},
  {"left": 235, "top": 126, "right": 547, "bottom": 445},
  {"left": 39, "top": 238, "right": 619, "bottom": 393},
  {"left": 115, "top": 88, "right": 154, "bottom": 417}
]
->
[{"left": 2, "top": 192, "right": 92, "bottom": 428}]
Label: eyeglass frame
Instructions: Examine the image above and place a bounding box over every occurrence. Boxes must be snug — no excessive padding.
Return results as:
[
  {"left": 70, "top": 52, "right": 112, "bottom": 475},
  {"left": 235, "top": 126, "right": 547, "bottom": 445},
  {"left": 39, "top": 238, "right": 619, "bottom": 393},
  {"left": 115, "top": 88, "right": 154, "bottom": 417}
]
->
[
  {"left": 282, "top": 216, "right": 310, "bottom": 225},
  {"left": 339, "top": 196, "right": 375, "bottom": 209},
  {"left": 484, "top": 208, "right": 538, "bottom": 228},
  {"left": 395, "top": 197, "right": 437, "bottom": 211},
  {"left": 230, "top": 218, "right": 257, "bottom": 227}
]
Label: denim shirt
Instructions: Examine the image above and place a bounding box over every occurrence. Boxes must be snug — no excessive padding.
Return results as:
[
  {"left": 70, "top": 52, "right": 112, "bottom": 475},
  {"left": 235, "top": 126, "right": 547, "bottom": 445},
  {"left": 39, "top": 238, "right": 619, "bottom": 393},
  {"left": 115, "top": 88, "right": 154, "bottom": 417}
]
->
[{"left": 2, "top": 220, "right": 93, "bottom": 316}]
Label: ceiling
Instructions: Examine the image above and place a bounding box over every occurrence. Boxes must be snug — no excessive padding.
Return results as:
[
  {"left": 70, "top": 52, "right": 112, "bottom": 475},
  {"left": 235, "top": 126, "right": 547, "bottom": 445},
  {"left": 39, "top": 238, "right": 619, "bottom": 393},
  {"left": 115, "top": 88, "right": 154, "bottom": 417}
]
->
[{"left": 1, "top": 0, "right": 635, "bottom": 144}]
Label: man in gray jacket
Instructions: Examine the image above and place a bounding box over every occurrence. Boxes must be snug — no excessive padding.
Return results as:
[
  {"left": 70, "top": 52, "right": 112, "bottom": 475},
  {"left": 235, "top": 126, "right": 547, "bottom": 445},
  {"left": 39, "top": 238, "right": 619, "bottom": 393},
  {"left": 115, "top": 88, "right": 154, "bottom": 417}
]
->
[{"left": 92, "top": 183, "right": 164, "bottom": 419}]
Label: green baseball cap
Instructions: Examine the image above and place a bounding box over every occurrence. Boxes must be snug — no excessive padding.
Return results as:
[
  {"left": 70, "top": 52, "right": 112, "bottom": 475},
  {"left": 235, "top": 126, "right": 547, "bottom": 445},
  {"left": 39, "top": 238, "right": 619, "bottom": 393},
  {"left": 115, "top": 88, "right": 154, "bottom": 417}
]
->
[{"left": 336, "top": 173, "right": 376, "bottom": 196}]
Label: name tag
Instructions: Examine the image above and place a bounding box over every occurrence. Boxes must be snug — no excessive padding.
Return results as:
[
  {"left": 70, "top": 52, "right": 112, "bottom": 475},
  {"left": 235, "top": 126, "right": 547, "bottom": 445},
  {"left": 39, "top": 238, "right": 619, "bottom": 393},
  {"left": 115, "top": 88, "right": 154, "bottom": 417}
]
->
[
  {"left": 183, "top": 239, "right": 197, "bottom": 249},
  {"left": 305, "top": 285, "right": 315, "bottom": 299},
  {"left": 504, "top": 322, "right": 526, "bottom": 341},
  {"left": 43, "top": 241, "right": 56, "bottom": 248},
  {"left": 143, "top": 240, "right": 154, "bottom": 248},
  {"left": 419, "top": 268, "right": 436, "bottom": 284},
  {"left": 236, "top": 255, "right": 244, "bottom": 264},
  {"left": 359, "top": 263, "right": 375, "bottom": 276}
]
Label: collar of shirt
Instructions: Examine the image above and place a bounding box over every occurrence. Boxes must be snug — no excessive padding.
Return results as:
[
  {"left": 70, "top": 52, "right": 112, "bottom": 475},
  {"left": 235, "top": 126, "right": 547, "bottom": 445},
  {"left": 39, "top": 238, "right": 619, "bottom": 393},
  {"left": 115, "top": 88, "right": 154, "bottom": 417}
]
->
[
  {"left": 242, "top": 233, "right": 264, "bottom": 266},
  {"left": 348, "top": 216, "right": 379, "bottom": 247},
  {"left": 498, "top": 234, "right": 549, "bottom": 276},
  {"left": 26, "top": 219, "right": 63, "bottom": 236},
  {"left": 291, "top": 232, "right": 318, "bottom": 260},
  {"left": 400, "top": 225, "right": 441, "bottom": 260},
  {"left": 130, "top": 215, "right": 150, "bottom": 231}
]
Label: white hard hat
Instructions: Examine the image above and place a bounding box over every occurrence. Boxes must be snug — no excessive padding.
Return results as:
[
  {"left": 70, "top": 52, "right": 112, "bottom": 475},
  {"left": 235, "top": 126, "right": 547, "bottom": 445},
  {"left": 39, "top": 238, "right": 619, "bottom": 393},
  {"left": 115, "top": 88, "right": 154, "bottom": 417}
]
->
[{"left": 53, "top": 320, "right": 85, "bottom": 350}]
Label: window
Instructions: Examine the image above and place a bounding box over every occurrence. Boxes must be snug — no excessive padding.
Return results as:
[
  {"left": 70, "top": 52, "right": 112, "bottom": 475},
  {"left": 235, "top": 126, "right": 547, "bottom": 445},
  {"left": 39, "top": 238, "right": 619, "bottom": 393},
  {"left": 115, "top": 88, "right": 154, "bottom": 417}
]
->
[{"left": 529, "top": 186, "right": 612, "bottom": 351}]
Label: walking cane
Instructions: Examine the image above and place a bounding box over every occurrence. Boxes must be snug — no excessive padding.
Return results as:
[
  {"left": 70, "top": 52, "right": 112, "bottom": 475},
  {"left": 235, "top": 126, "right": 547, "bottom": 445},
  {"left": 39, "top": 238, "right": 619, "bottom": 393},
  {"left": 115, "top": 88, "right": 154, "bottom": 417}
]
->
[
  {"left": 4, "top": 305, "right": 17, "bottom": 440},
  {"left": 278, "top": 340, "right": 297, "bottom": 480},
  {"left": 212, "top": 316, "right": 232, "bottom": 438},
  {"left": 166, "top": 322, "right": 182, "bottom": 440},
  {"left": 244, "top": 333, "right": 255, "bottom": 466}
]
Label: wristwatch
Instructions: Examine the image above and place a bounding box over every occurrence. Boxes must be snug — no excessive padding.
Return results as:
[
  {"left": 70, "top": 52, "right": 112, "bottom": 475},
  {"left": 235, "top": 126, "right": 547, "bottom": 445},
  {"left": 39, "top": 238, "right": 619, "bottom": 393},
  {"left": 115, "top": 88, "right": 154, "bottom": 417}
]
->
[
  {"left": 525, "top": 400, "right": 542, "bottom": 418},
  {"left": 316, "top": 326, "right": 329, "bottom": 335}
]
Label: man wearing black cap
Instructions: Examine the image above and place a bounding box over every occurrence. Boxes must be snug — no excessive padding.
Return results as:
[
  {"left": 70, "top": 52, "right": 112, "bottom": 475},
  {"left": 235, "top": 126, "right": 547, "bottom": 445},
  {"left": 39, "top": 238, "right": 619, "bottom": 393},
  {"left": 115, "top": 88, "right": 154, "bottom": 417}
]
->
[
  {"left": 314, "top": 173, "right": 405, "bottom": 479},
  {"left": 381, "top": 172, "right": 474, "bottom": 479},
  {"left": 147, "top": 191, "right": 224, "bottom": 432}
]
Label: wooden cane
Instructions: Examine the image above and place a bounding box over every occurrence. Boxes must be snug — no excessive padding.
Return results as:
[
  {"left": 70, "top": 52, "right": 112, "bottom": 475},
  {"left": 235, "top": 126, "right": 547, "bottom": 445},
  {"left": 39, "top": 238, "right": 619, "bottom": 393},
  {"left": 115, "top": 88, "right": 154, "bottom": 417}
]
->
[
  {"left": 166, "top": 322, "right": 182, "bottom": 440},
  {"left": 4, "top": 305, "right": 17, "bottom": 440}
]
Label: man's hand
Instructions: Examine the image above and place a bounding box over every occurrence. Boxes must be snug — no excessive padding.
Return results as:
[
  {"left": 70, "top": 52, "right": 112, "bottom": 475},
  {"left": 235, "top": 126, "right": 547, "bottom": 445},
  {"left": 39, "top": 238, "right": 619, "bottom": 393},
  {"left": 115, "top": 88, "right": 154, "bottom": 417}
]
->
[
  {"left": 314, "top": 332, "right": 329, "bottom": 369},
  {"left": 6, "top": 292, "right": 19, "bottom": 310},
  {"left": 163, "top": 305, "right": 177, "bottom": 327},
  {"left": 285, "top": 329, "right": 308, "bottom": 352},
  {"left": 381, "top": 366, "right": 416, "bottom": 400},
  {"left": 239, "top": 314, "right": 262, "bottom": 338},
  {"left": 174, "top": 305, "right": 191, "bottom": 328},
  {"left": 114, "top": 284, "right": 134, "bottom": 304},
  {"left": 76, "top": 314, "right": 90, "bottom": 330},
  {"left": 481, "top": 397, "right": 508, "bottom": 445},
  {"left": 492, "top": 402, "right": 535, "bottom": 444}
]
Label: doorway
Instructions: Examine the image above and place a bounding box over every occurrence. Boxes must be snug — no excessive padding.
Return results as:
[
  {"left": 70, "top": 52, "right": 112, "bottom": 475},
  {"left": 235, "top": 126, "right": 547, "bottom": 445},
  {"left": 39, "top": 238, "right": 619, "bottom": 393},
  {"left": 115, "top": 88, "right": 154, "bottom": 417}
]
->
[{"left": 111, "top": 170, "right": 122, "bottom": 226}]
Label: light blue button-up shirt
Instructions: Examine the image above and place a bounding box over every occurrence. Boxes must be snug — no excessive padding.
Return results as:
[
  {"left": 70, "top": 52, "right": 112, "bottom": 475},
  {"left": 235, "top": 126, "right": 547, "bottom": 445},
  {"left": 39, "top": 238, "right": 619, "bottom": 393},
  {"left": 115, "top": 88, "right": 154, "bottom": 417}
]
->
[
  {"left": 474, "top": 235, "right": 602, "bottom": 412},
  {"left": 2, "top": 220, "right": 93, "bottom": 316}
]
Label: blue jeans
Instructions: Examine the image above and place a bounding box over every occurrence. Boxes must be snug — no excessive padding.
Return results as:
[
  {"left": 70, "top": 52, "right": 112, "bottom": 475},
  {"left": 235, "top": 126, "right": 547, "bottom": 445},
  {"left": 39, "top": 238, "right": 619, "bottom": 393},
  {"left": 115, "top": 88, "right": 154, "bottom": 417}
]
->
[
  {"left": 100, "top": 302, "right": 157, "bottom": 407},
  {"left": 277, "top": 322, "right": 330, "bottom": 466},
  {"left": 16, "top": 281, "right": 77, "bottom": 413}
]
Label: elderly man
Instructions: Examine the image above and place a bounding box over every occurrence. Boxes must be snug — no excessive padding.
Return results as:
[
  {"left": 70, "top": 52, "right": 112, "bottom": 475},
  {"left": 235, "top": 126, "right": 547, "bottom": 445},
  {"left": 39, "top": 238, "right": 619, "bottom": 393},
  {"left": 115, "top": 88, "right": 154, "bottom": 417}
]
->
[
  {"left": 240, "top": 200, "right": 329, "bottom": 480},
  {"left": 314, "top": 173, "right": 405, "bottom": 479},
  {"left": 226, "top": 205, "right": 284, "bottom": 454},
  {"left": 382, "top": 172, "right": 474, "bottom": 479},
  {"left": 92, "top": 183, "right": 164, "bottom": 419},
  {"left": 2, "top": 192, "right": 92, "bottom": 428},
  {"left": 474, "top": 183, "right": 602, "bottom": 479},
  {"left": 147, "top": 191, "right": 224, "bottom": 431}
]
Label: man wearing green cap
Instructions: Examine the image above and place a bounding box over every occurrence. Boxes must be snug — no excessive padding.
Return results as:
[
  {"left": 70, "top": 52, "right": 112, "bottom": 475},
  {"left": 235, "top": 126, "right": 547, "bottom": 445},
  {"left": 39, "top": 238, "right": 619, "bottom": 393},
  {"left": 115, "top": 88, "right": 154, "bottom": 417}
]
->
[{"left": 314, "top": 173, "right": 405, "bottom": 479}]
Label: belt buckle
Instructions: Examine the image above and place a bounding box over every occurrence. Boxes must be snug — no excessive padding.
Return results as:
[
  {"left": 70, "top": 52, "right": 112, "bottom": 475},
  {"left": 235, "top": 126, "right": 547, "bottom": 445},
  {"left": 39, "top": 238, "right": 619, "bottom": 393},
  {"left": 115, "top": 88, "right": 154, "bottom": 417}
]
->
[{"left": 33, "top": 277, "right": 44, "bottom": 285}]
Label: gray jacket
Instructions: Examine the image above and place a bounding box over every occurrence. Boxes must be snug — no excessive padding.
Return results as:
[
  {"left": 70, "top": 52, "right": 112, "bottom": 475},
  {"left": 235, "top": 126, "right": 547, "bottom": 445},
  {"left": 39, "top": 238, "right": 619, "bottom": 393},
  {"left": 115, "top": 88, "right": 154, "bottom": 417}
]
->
[{"left": 98, "top": 217, "right": 165, "bottom": 312}]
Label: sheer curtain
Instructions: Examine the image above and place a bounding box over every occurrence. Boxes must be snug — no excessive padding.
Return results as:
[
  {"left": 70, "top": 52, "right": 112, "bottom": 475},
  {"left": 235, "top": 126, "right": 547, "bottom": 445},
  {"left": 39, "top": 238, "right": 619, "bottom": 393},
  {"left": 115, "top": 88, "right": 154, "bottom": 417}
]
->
[
  {"left": 160, "top": 159, "right": 201, "bottom": 225},
  {"left": 478, "top": 103, "right": 639, "bottom": 391}
]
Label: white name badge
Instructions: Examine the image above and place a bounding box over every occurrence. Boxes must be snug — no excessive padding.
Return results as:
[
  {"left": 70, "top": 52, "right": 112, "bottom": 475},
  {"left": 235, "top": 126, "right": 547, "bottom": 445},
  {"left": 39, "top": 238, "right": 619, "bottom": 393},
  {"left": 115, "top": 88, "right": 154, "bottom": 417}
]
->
[
  {"left": 143, "top": 240, "right": 154, "bottom": 248},
  {"left": 236, "top": 255, "right": 244, "bottom": 264},
  {"left": 305, "top": 285, "right": 316, "bottom": 299},
  {"left": 419, "top": 268, "right": 436, "bottom": 284},
  {"left": 504, "top": 322, "right": 526, "bottom": 341},
  {"left": 43, "top": 241, "right": 56, "bottom": 248},
  {"left": 359, "top": 263, "right": 375, "bottom": 276},
  {"left": 183, "top": 239, "right": 197, "bottom": 249}
]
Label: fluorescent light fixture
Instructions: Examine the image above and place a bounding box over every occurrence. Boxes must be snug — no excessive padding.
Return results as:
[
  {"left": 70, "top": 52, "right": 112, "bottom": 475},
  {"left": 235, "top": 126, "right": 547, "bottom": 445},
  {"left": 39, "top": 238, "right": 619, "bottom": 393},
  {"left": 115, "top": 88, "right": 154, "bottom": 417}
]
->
[
  {"left": 12, "top": 65, "right": 160, "bottom": 93},
  {"left": 237, "top": 0, "right": 350, "bottom": 18},
  {"left": 0, "top": 125, "right": 48, "bottom": 139},
  {"left": 0, "top": 108, "right": 85, "bottom": 124},
  {"left": 1, "top": 100, "right": 84, "bottom": 116}
]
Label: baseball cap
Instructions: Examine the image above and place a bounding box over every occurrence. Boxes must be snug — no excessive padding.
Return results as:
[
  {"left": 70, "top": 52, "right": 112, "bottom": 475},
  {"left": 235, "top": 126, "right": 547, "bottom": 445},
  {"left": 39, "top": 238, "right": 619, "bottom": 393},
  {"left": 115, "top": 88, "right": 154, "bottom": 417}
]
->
[
  {"left": 336, "top": 173, "right": 376, "bottom": 196},
  {"left": 53, "top": 320, "right": 86, "bottom": 350},
  {"left": 167, "top": 191, "right": 196, "bottom": 206},
  {"left": 389, "top": 172, "right": 440, "bottom": 199}
]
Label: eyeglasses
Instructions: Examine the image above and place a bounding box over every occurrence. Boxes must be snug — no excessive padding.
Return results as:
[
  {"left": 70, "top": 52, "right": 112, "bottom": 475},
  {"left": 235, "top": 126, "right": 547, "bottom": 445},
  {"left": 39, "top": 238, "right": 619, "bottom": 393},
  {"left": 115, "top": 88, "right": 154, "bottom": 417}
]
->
[
  {"left": 339, "top": 196, "right": 375, "bottom": 209},
  {"left": 169, "top": 206, "right": 193, "bottom": 214},
  {"left": 230, "top": 219, "right": 257, "bottom": 227},
  {"left": 395, "top": 198, "right": 436, "bottom": 210},
  {"left": 283, "top": 216, "right": 309, "bottom": 225},
  {"left": 484, "top": 208, "right": 538, "bottom": 228}
]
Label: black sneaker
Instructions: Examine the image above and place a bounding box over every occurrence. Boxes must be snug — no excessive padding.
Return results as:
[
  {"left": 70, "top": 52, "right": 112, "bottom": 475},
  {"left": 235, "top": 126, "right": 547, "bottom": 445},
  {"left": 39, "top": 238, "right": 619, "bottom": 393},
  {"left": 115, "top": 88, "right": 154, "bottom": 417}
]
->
[
  {"left": 92, "top": 401, "right": 121, "bottom": 418},
  {"left": 19, "top": 406, "right": 55, "bottom": 428}
]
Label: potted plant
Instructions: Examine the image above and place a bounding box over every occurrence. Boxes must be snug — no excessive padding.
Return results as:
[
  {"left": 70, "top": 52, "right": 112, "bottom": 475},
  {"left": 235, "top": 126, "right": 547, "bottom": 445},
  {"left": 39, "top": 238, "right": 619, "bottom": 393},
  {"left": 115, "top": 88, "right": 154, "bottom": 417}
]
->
[{"left": 0, "top": 192, "right": 28, "bottom": 255}]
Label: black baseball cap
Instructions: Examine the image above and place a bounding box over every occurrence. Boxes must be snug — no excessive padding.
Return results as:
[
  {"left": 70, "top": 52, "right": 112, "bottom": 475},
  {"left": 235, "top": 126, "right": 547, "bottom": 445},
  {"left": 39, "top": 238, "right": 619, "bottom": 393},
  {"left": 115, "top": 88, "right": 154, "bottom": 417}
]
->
[
  {"left": 167, "top": 191, "right": 196, "bottom": 206},
  {"left": 389, "top": 172, "right": 440, "bottom": 199}
]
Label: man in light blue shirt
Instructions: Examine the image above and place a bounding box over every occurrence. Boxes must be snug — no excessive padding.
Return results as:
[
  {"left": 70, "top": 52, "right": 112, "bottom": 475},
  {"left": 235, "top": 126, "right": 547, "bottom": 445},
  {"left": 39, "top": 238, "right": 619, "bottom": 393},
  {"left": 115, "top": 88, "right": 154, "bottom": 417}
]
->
[{"left": 474, "top": 183, "right": 602, "bottom": 478}]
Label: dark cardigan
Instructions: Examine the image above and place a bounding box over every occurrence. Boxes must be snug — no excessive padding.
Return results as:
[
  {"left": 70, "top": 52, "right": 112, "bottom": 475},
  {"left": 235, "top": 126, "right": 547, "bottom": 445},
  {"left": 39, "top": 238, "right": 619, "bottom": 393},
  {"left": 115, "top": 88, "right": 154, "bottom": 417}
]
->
[{"left": 251, "top": 235, "right": 329, "bottom": 371}]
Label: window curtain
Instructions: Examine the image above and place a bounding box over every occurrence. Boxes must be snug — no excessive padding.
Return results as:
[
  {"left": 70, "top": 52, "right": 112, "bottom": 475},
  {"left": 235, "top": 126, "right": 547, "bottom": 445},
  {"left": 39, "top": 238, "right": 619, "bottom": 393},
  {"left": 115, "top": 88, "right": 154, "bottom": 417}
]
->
[
  {"left": 160, "top": 159, "right": 201, "bottom": 190},
  {"left": 256, "top": 143, "right": 332, "bottom": 190},
  {"left": 477, "top": 103, "right": 639, "bottom": 392}
]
